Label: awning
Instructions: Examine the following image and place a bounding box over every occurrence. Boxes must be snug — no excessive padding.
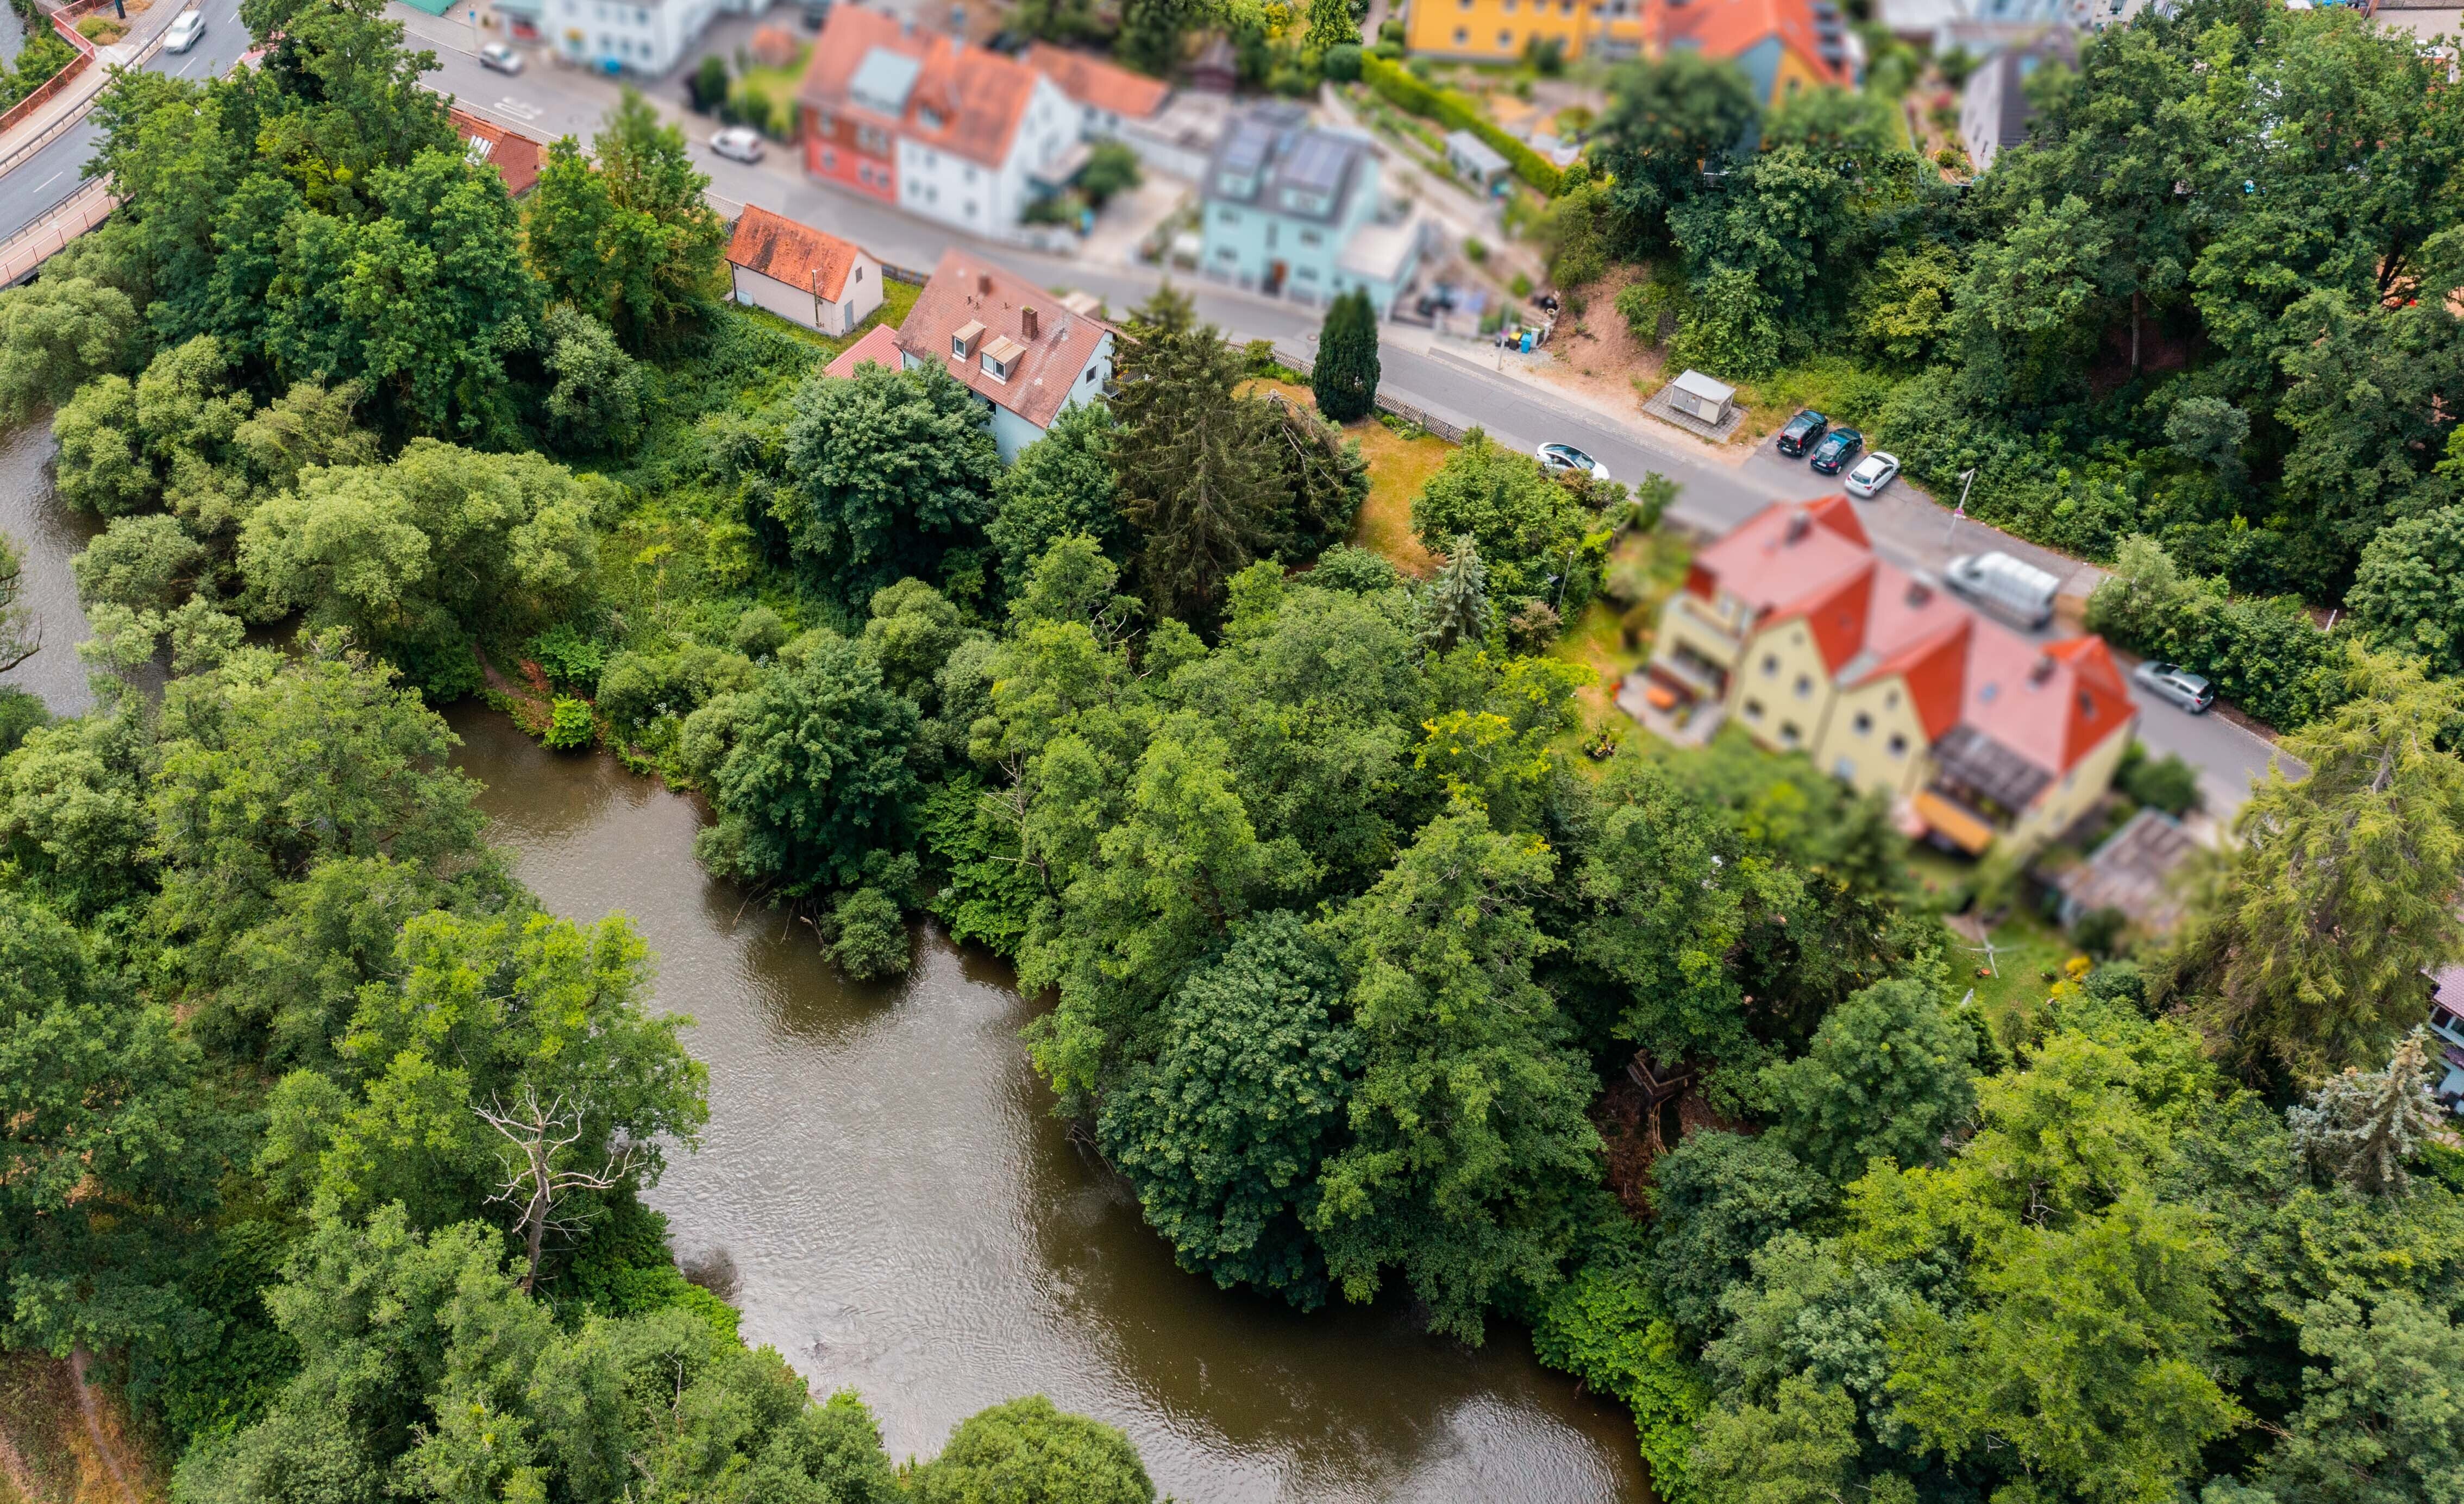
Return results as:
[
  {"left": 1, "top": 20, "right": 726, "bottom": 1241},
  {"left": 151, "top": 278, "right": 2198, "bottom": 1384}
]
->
[{"left": 1913, "top": 790, "right": 1996, "bottom": 854}]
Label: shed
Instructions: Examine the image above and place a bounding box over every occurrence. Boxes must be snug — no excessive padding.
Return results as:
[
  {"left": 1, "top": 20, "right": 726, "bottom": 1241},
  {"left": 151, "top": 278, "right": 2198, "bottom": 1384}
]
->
[
  {"left": 1667, "top": 369, "right": 1736, "bottom": 425},
  {"left": 1444, "top": 129, "right": 1511, "bottom": 191},
  {"left": 2054, "top": 807, "right": 2197, "bottom": 933},
  {"left": 726, "top": 205, "right": 884, "bottom": 338}
]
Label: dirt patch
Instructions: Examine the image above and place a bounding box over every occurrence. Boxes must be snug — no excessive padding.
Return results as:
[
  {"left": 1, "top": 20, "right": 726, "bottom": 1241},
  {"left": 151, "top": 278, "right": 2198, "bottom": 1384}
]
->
[
  {"left": 1529, "top": 265, "right": 1667, "bottom": 419},
  {"left": 1592, "top": 1070, "right": 1752, "bottom": 1218},
  {"left": 0, "top": 1351, "right": 163, "bottom": 1504}
]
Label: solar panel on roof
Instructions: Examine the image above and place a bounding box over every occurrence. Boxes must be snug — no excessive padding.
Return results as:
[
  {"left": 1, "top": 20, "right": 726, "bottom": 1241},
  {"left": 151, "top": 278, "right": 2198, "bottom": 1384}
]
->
[
  {"left": 1281, "top": 134, "right": 1351, "bottom": 194},
  {"left": 1221, "top": 121, "right": 1275, "bottom": 172}
]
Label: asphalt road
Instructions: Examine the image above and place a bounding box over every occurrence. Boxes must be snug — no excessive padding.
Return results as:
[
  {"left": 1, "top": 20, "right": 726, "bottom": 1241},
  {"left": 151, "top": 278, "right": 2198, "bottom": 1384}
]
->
[{"left": 0, "top": 0, "right": 253, "bottom": 243}]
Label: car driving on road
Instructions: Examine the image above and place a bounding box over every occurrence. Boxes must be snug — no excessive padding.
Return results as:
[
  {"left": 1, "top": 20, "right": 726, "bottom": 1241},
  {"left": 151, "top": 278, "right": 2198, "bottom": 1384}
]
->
[
  {"left": 1843, "top": 451, "right": 1900, "bottom": 499},
  {"left": 480, "top": 41, "right": 524, "bottom": 73},
  {"left": 1536, "top": 442, "right": 1610, "bottom": 481},
  {"left": 711, "top": 127, "right": 766, "bottom": 163},
  {"left": 164, "top": 8, "right": 206, "bottom": 52},
  {"left": 1943, "top": 550, "right": 2062, "bottom": 631},
  {"left": 2133, "top": 661, "right": 2216, "bottom": 714},
  {"left": 1776, "top": 408, "right": 1828, "bottom": 458},
  {"left": 1808, "top": 426, "right": 1864, "bottom": 476}
]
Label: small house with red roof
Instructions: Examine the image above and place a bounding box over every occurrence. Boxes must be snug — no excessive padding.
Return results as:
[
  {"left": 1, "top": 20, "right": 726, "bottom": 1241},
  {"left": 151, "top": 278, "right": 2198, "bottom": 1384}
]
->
[
  {"left": 893, "top": 250, "right": 1116, "bottom": 462},
  {"left": 825, "top": 324, "right": 906, "bottom": 381},
  {"left": 795, "top": 10, "right": 1079, "bottom": 234},
  {"left": 725, "top": 206, "right": 883, "bottom": 338},
  {"left": 1647, "top": 496, "right": 2135, "bottom": 856},
  {"left": 450, "top": 108, "right": 546, "bottom": 198}
]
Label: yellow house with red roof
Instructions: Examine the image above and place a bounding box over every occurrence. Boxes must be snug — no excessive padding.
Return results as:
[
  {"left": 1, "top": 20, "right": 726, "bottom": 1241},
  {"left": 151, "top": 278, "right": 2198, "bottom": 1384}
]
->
[
  {"left": 1405, "top": 0, "right": 1854, "bottom": 109},
  {"left": 1647, "top": 496, "right": 2136, "bottom": 856}
]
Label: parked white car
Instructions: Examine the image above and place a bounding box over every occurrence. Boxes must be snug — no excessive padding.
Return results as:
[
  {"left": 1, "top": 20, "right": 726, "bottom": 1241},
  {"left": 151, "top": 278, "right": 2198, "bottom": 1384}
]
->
[
  {"left": 1844, "top": 451, "right": 1900, "bottom": 499},
  {"left": 1943, "top": 551, "right": 2063, "bottom": 632},
  {"left": 1537, "top": 442, "right": 1609, "bottom": 481},
  {"left": 479, "top": 41, "right": 523, "bottom": 74},
  {"left": 711, "top": 127, "right": 766, "bottom": 163},
  {"left": 164, "top": 9, "right": 206, "bottom": 52}
]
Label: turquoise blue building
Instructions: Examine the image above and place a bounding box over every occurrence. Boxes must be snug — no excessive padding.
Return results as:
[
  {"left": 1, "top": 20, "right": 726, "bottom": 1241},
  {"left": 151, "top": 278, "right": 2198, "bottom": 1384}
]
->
[{"left": 1197, "top": 104, "right": 1430, "bottom": 317}]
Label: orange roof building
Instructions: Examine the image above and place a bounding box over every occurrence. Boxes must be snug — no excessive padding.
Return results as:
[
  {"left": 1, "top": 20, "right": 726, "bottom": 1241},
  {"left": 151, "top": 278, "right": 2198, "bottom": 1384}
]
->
[
  {"left": 891, "top": 249, "right": 1117, "bottom": 463},
  {"left": 450, "top": 108, "right": 546, "bottom": 198},
  {"left": 1647, "top": 498, "right": 2134, "bottom": 856},
  {"left": 795, "top": 10, "right": 1079, "bottom": 234},
  {"left": 825, "top": 323, "right": 906, "bottom": 380},
  {"left": 1024, "top": 42, "right": 1172, "bottom": 135},
  {"left": 1404, "top": 0, "right": 1853, "bottom": 105},
  {"left": 725, "top": 205, "right": 884, "bottom": 338}
]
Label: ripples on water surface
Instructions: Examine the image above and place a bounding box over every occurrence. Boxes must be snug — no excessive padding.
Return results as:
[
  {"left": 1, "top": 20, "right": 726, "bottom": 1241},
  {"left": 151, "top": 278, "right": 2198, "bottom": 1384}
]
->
[{"left": 448, "top": 710, "right": 1650, "bottom": 1504}]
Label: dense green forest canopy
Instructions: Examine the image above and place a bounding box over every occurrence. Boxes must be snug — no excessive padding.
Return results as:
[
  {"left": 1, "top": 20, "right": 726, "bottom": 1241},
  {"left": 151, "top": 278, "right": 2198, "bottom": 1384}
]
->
[{"left": 2, "top": 3, "right": 2462, "bottom": 1502}]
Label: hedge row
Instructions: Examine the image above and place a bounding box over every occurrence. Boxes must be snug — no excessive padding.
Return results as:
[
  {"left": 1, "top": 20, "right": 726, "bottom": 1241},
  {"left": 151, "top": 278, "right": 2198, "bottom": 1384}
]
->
[
  {"left": 2084, "top": 535, "right": 2349, "bottom": 732},
  {"left": 1360, "top": 54, "right": 1563, "bottom": 196}
]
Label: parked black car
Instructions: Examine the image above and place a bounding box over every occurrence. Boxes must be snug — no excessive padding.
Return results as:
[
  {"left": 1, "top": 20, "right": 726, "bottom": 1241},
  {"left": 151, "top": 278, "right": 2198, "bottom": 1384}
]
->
[
  {"left": 1777, "top": 408, "right": 1829, "bottom": 458},
  {"left": 1808, "top": 427, "right": 1864, "bottom": 475}
]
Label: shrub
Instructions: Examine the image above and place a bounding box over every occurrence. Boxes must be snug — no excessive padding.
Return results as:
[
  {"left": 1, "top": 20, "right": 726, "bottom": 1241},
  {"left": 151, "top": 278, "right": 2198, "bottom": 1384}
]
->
[
  {"left": 1321, "top": 42, "right": 1362, "bottom": 81},
  {"left": 2085, "top": 536, "right": 2347, "bottom": 731},
  {"left": 543, "top": 696, "right": 595, "bottom": 750},
  {"left": 1463, "top": 236, "right": 1488, "bottom": 263},
  {"left": 1510, "top": 272, "right": 1532, "bottom": 297},
  {"left": 2116, "top": 740, "right": 2200, "bottom": 815},
  {"left": 829, "top": 887, "right": 910, "bottom": 980},
  {"left": 530, "top": 622, "right": 610, "bottom": 689},
  {"left": 1360, "top": 54, "right": 1562, "bottom": 195}
]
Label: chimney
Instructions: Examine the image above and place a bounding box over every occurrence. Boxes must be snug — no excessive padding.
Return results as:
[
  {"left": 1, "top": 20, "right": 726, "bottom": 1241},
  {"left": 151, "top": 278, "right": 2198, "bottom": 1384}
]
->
[
  {"left": 2029, "top": 653, "right": 2058, "bottom": 686},
  {"left": 1784, "top": 512, "right": 1811, "bottom": 544},
  {"left": 977, "top": 270, "right": 992, "bottom": 297},
  {"left": 1020, "top": 305, "right": 1039, "bottom": 341},
  {"left": 1905, "top": 574, "right": 1934, "bottom": 607}
]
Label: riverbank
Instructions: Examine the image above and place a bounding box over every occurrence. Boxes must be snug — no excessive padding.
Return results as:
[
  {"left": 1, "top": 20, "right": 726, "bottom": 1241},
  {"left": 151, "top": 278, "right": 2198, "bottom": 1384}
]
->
[{"left": 445, "top": 704, "right": 1653, "bottom": 1503}]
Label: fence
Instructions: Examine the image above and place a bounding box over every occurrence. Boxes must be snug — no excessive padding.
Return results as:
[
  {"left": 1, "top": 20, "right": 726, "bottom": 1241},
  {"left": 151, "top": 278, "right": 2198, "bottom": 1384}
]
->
[
  {"left": 0, "top": 175, "right": 116, "bottom": 286},
  {"left": 880, "top": 262, "right": 930, "bottom": 286}
]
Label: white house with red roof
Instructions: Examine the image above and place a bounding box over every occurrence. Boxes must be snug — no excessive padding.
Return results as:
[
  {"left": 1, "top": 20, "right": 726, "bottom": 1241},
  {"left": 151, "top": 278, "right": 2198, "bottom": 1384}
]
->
[
  {"left": 893, "top": 250, "right": 1115, "bottom": 462},
  {"left": 725, "top": 206, "right": 882, "bottom": 337},
  {"left": 2427, "top": 965, "right": 2464, "bottom": 1113},
  {"left": 795, "top": 9, "right": 1079, "bottom": 235},
  {"left": 1647, "top": 496, "right": 2137, "bottom": 857}
]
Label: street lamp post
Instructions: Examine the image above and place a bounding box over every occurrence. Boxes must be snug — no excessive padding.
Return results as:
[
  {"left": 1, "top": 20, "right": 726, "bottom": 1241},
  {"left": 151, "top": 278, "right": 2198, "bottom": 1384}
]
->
[{"left": 1944, "top": 468, "right": 1977, "bottom": 549}]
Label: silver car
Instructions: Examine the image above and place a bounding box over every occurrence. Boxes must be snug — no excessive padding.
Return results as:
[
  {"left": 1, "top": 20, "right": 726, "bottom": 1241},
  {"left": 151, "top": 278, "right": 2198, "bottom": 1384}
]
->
[
  {"left": 480, "top": 41, "right": 524, "bottom": 74},
  {"left": 1844, "top": 451, "right": 1900, "bottom": 499},
  {"left": 2133, "top": 660, "right": 2216, "bottom": 714},
  {"left": 164, "top": 9, "right": 205, "bottom": 52}
]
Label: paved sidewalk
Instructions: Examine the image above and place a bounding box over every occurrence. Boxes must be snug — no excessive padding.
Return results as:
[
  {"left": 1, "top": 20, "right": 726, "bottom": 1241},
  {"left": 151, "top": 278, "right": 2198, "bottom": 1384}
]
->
[{"left": 0, "top": 0, "right": 195, "bottom": 170}]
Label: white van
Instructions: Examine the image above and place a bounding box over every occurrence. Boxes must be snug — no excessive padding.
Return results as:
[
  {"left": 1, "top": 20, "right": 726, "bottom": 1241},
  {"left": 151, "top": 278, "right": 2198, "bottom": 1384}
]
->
[{"left": 1944, "top": 551, "right": 2061, "bottom": 632}]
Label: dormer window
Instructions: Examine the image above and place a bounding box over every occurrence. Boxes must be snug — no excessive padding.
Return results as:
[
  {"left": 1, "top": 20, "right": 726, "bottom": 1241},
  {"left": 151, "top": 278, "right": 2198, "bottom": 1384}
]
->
[
  {"left": 951, "top": 320, "right": 986, "bottom": 360},
  {"left": 980, "top": 335, "right": 1026, "bottom": 382},
  {"left": 919, "top": 106, "right": 943, "bottom": 131}
]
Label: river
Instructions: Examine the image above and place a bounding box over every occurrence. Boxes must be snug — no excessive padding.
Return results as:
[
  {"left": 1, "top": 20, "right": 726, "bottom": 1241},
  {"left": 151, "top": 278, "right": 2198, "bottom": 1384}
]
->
[{"left": 1, "top": 421, "right": 1650, "bottom": 1503}]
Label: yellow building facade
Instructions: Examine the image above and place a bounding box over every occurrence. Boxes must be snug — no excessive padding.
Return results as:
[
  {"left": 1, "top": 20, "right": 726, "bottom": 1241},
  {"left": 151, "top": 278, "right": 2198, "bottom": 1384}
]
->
[{"left": 1402, "top": 0, "right": 1651, "bottom": 64}]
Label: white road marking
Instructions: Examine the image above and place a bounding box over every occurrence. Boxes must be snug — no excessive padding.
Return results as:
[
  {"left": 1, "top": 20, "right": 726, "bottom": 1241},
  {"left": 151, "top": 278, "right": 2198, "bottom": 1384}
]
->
[{"left": 496, "top": 96, "right": 543, "bottom": 122}]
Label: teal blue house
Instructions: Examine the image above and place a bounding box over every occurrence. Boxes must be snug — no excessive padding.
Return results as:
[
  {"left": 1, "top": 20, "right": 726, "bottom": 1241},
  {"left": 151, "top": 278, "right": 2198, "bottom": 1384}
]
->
[{"left": 1197, "top": 104, "right": 1430, "bottom": 317}]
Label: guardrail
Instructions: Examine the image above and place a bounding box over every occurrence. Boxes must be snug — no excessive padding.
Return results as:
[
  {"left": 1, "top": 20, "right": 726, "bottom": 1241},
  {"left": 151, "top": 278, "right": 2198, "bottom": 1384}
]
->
[
  {"left": 1268, "top": 338, "right": 1472, "bottom": 444},
  {"left": 0, "top": 174, "right": 116, "bottom": 285}
]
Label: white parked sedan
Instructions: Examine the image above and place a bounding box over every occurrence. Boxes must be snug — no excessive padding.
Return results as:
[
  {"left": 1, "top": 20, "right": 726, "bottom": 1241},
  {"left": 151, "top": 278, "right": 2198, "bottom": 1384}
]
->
[
  {"left": 163, "top": 8, "right": 206, "bottom": 52},
  {"left": 479, "top": 41, "right": 524, "bottom": 74},
  {"left": 711, "top": 127, "right": 766, "bottom": 163},
  {"left": 1844, "top": 450, "right": 1901, "bottom": 499},
  {"left": 1537, "top": 442, "right": 1610, "bottom": 482}
]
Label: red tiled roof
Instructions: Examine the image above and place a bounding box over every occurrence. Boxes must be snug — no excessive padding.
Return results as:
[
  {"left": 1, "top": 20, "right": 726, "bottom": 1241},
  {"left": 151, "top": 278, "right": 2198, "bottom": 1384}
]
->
[
  {"left": 1023, "top": 42, "right": 1170, "bottom": 120},
  {"left": 1690, "top": 497, "right": 2132, "bottom": 788},
  {"left": 450, "top": 108, "right": 544, "bottom": 197},
  {"left": 727, "top": 204, "right": 868, "bottom": 302},
  {"left": 1652, "top": 0, "right": 1849, "bottom": 87},
  {"left": 798, "top": 9, "right": 1044, "bottom": 170},
  {"left": 894, "top": 248, "right": 1114, "bottom": 430},
  {"left": 825, "top": 323, "right": 906, "bottom": 380}
]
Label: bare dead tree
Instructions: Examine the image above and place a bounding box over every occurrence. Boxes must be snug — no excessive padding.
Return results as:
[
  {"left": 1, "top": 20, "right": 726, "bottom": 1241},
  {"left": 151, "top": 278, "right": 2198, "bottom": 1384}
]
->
[
  {"left": 0, "top": 532, "right": 39, "bottom": 676},
  {"left": 474, "top": 1085, "right": 642, "bottom": 1294}
]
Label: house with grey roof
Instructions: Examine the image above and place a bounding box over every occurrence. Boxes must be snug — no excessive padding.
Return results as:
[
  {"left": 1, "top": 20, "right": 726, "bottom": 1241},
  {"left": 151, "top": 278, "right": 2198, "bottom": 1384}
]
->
[
  {"left": 1959, "top": 25, "right": 2076, "bottom": 172},
  {"left": 1197, "top": 104, "right": 1430, "bottom": 316}
]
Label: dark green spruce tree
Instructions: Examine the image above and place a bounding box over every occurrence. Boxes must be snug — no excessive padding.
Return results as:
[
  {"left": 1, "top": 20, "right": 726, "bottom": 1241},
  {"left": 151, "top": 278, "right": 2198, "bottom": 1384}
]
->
[{"left": 1311, "top": 288, "right": 1381, "bottom": 424}]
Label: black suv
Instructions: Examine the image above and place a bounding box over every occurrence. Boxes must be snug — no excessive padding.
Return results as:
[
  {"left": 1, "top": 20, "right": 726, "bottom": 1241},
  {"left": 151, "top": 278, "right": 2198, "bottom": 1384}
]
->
[{"left": 1777, "top": 409, "right": 1829, "bottom": 458}]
